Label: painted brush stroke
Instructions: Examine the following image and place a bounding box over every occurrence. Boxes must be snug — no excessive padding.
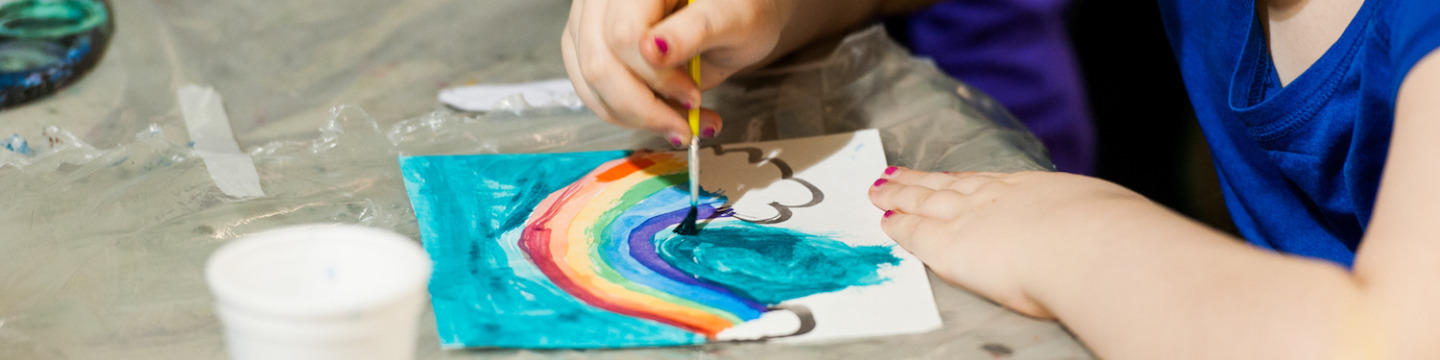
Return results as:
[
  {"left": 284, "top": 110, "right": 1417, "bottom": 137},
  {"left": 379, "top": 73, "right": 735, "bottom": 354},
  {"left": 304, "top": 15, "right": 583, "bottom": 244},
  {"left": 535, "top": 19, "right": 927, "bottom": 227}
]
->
[
  {"left": 401, "top": 149, "right": 900, "bottom": 348},
  {"left": 653, "top": 222, "right": 900, "bottom": 305}
]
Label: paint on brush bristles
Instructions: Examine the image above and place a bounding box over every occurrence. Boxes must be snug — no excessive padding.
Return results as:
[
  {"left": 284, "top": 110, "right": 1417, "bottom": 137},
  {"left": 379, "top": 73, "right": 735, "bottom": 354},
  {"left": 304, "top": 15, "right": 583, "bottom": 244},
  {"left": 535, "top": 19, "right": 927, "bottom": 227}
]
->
[{"left": 674, "top": 206, "right": 700, "bottom": 235}]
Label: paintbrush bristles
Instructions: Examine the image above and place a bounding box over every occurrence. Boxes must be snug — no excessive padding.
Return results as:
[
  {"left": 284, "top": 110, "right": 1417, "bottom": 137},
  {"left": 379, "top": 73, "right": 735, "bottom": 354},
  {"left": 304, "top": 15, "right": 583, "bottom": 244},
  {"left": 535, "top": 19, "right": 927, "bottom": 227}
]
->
[{"left": 674, "top": 207, "right": 700, "bottom": 235}]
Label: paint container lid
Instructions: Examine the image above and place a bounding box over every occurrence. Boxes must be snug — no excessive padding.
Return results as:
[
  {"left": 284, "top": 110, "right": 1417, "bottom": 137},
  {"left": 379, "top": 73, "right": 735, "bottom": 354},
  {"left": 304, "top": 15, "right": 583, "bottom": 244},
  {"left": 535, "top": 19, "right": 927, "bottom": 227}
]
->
[{"left": 205, "top": 224, "right": 431, "bottom": 319}]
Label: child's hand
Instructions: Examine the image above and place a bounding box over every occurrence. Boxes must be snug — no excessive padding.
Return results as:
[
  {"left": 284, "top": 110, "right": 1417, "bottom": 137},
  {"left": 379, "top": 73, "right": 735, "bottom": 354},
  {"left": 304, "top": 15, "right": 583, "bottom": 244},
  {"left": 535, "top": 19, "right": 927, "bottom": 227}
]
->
[
  {"left": 561, "top": 0, "right": 792, "bottom": 146},
  {"left": 869, "top": 168, "right": 1157, "bottom": 319}
]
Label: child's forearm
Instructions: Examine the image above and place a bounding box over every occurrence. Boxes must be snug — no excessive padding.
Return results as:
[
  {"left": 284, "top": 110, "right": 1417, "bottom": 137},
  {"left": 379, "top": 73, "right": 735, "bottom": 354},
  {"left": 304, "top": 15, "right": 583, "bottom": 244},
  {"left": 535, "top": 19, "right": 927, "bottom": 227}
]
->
[
  {"left": 866, "top": 169, "right": 1394, "bottom": 357},
  {"left": 1025, "top": 201, "right": 1371, "bottom": 359}
]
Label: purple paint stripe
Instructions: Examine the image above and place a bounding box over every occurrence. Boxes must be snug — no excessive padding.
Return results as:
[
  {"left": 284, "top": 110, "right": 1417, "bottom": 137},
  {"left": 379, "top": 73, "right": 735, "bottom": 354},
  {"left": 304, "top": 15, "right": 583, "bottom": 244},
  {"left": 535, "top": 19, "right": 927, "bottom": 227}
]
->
[{"left": 628, "top": 207, "right": 765, "bottom": 313}]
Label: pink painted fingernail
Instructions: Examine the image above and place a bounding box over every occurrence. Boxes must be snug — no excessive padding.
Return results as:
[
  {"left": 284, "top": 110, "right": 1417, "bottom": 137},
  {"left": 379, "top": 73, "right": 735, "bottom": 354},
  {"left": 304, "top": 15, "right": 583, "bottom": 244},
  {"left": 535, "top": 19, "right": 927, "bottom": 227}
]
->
[
  {"left": 655, "top": 37, "right": 669, "bottom": 54},
  {"left": 669, "top": 135, "right": 684, "bottom": 148},
  {"left": 701, "top": 127, "right": 716, "bottom": 138},
  {"left": 683, "top": 102, "right": 693, "bottom": 109},
  {"left": 884, "top": 210, "right": 895, "bottom": 218},
  {"left": 884, "top": 166, "right": 898, "bottom": 176},
  {"left": 873, "top": 179, "right": 887, "bottom": 188}
]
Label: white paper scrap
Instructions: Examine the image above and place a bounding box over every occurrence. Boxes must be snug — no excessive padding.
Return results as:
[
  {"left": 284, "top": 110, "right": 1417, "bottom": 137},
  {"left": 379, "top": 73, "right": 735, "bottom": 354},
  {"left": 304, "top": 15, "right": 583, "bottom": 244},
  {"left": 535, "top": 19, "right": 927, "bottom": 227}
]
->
[{"left": 438, "top": 79, "right": 581, "bottom": 112}]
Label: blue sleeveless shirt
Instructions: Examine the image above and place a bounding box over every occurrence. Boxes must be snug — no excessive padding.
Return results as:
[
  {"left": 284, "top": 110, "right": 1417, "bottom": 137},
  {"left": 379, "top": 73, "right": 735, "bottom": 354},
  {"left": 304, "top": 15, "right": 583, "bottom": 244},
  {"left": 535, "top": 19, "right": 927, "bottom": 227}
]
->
[{"left": 1157, "top": 0, "right": 1440, "bottom": 266}]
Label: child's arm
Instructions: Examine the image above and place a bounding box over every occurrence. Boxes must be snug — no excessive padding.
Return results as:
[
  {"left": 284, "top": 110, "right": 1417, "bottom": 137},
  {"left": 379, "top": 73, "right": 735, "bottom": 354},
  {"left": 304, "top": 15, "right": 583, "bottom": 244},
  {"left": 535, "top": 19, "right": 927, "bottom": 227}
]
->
[
  {"left": 1352, "top": 50, "right": 1440, "bottom": 358},
  {"left": 561, "top": 0, "right": 938, "bottom": 145},
  {"left": 867, "top": 52, "right": 1440, "bottom": 359}
]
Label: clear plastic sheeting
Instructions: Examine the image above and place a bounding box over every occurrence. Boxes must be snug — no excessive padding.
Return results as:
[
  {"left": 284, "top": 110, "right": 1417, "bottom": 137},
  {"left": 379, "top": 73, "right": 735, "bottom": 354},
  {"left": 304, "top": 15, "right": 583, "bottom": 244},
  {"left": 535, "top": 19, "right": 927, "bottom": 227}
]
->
[
  {"left": 705, "top": 26, "right": 1051, "bottom": 172},
  {"left": 0, "top": 0, "right": 1083, "bottom": 358}
]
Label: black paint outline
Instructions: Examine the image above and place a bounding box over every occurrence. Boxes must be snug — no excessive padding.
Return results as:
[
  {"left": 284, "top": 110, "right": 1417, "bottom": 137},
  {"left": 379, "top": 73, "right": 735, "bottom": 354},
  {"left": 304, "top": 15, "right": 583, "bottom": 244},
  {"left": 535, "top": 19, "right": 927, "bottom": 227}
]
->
[
  {"left": 708, "top": 144, "right": 824, "bottom": 225},
  {"left": 727, "top": 304, "right": 818, "bottom": 343}
]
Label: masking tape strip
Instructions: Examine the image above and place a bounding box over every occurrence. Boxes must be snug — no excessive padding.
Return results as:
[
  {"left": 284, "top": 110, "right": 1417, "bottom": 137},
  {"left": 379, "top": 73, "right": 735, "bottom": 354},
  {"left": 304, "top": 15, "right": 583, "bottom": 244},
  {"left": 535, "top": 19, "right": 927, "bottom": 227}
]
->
[{"left": 177, "top": 85, "right": 265, "bottom": 198}]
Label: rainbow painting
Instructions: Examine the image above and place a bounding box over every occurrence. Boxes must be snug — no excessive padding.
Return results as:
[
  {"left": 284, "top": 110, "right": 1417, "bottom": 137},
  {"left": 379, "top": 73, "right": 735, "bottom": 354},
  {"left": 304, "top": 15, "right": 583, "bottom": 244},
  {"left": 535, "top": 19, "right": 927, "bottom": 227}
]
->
[{"left": 400, "top": 130, "right": 942, "bottom": 349}]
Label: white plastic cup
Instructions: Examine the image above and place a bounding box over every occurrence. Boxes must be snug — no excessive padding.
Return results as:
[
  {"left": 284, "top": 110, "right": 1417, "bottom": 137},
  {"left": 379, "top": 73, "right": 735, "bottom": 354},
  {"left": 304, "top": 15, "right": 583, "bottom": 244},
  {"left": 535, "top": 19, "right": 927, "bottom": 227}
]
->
[{"left": 205, "top": 224, "right": 432, "bottom": 360}]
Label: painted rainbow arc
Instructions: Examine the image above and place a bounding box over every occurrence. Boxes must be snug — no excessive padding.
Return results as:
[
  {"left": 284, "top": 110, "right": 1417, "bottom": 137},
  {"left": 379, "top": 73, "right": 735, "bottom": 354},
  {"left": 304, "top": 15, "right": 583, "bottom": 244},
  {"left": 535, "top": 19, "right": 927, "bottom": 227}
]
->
[{"left": 518, "top": 152, "right": 766, "bottom": 337}]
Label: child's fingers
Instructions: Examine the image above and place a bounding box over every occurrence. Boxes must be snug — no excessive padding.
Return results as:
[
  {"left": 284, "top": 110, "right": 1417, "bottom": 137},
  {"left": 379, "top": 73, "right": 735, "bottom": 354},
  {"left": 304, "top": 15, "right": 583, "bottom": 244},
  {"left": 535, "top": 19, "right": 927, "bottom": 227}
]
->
[
  {"left": 578, "top": 51, "right": 690, "bottom": 141},
  {"left": 603, "top": 0, "right": 679, "bottom": 58},
  {"left": 883, "top": 167, "right": 1001, "bottom": 193},
  {"left": 604, "top": 0, "right": 702, "bottom": 106},
  {"left": 577, "top": 2, "right": 692, "bottom": 143},
  {"left": 882, "top": 167, "right": 955, "bottom": 188},
  {"left": 565, "top": 0, "right": 584, "bottom": 42},
  {"left": 661, "top": 102, "right": 724, "bottom": 139},
  {"left": 564, "top": 2, "right": 611, "bottom": 121},
  {"left": 879, "top": 210, "right": 956, "bottom": 261},
  {"left": 699, "top": 109, "right": 721, "bottom": 138},
  {"left": 879, "top": 210, "right": 925, "bottom": 250},
  {"left": 653, "top": 70, "right": 704, "bottom": 108},
  {"left": 642, "top": 0, "right": 773, "bottom": 69},
  {"left": 869, "top": 179, "right": 968, "bottom": 220},
  {"left": 947, "top": 172, "right": 1003, "bottom": 195},
  {"left": 562, "top": 31, "right": 617, "bottom": 123}
]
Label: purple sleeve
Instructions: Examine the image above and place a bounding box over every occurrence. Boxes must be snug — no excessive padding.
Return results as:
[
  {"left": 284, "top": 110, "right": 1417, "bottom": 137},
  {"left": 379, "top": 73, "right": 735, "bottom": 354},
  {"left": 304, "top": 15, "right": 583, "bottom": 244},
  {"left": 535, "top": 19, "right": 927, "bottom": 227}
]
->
[{"left": 896, "top": 0, "right": 1095, "bottom": 174}]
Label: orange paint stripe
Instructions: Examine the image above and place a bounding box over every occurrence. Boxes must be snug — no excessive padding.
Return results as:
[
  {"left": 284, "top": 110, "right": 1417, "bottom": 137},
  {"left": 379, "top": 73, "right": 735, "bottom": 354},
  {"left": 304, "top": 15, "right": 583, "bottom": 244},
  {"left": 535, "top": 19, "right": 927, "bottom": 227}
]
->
[{"left": 594, "top": 155, "right": 656, "bottom": 182}]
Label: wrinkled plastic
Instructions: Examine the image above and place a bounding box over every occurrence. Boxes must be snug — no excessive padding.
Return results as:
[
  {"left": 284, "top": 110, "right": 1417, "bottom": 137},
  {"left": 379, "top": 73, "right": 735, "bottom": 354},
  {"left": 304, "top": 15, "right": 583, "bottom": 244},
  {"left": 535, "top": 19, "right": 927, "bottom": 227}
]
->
[
  {"left": 0, "top": 3, "right": 1078, "bottom": 359},
  {"left": 706, "top": 26, "right": 1051, "bottom": 172}
]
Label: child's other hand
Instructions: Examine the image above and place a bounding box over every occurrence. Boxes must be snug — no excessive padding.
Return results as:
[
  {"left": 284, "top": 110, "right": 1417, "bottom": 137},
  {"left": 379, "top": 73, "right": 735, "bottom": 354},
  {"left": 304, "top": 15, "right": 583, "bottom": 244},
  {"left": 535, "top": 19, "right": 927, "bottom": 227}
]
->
[
  {"left": 869, "top": 168, "right": 1156, "bottom": 319},
  {"left": 561, "top": 0, "right": 791, "bottom": 146}
]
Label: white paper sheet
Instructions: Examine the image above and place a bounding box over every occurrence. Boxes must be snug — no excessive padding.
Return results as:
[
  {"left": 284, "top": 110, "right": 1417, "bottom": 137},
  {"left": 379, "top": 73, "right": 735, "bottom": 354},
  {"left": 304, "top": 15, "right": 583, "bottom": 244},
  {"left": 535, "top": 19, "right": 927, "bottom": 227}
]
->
[
  {"left": 401, "top": 129, "right": 941, "bottom": 348},
  {"left": 437, "top": 79, "right": 582, "bottom": 112}
]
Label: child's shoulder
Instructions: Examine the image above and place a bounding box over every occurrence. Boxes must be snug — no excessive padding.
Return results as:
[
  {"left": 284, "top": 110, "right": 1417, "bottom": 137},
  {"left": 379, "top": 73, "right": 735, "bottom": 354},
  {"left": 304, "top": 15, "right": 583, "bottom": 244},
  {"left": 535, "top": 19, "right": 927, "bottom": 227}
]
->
[{"left": 1371, "top": 0, "right": 1440, "bottom": 90}]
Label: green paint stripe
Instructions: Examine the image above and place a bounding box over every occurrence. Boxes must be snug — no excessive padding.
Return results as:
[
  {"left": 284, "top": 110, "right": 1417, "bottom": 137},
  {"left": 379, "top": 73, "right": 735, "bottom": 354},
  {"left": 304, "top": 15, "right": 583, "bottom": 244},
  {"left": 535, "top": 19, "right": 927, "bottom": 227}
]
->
[{"left": 585, "top": 173, "right": 741, "bottom": 324}]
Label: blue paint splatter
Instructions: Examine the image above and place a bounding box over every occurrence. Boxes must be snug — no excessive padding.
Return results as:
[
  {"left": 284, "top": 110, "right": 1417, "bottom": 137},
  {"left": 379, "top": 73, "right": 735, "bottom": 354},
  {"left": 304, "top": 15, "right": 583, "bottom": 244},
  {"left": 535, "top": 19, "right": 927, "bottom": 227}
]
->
[
  {"left": 654, "top": 222, "right": 900, "bottom": 304},
  {"left": 4, "top": 134, "right": 32, "bottom": 156}
]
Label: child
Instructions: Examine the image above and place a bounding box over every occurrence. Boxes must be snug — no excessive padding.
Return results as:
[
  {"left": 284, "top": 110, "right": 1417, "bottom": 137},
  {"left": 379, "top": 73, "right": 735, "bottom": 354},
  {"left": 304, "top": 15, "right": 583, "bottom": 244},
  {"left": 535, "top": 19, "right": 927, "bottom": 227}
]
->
[{"left": 562, "top": 0, "right": 1440, "bottom": 357}]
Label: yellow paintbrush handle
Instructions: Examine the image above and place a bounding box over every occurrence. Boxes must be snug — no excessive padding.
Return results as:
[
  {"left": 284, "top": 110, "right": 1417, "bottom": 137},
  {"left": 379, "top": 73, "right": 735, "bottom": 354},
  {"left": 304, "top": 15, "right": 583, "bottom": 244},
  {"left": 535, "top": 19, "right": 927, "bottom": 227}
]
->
[
  {"left": 686, "top": 0, "right": 701, "bottom": 136},
  {"left": 687, "top": 52, "right": 701, "bottom": 136}
]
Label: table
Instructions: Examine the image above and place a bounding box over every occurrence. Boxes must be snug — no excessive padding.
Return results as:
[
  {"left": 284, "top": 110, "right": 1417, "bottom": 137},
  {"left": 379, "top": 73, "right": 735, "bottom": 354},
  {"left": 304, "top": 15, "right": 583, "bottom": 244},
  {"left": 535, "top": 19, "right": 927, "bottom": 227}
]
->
[{"left": 0, "top": 1, "right": 1092, "bottom": 359}]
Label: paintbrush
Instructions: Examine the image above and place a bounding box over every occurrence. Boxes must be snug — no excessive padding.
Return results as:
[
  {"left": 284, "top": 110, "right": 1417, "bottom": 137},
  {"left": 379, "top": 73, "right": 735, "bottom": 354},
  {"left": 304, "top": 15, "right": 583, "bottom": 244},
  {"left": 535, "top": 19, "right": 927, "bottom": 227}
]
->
[{"left": 673, "top": 24, "right": 703, "bottom": 236}]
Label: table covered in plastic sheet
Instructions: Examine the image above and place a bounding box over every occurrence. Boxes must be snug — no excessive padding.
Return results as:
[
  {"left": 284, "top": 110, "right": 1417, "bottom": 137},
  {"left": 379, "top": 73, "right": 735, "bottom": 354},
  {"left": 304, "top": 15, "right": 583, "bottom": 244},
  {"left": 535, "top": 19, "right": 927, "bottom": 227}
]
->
[{"left": 0, "top": 1, "right": 1093, "bottom": 359}]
